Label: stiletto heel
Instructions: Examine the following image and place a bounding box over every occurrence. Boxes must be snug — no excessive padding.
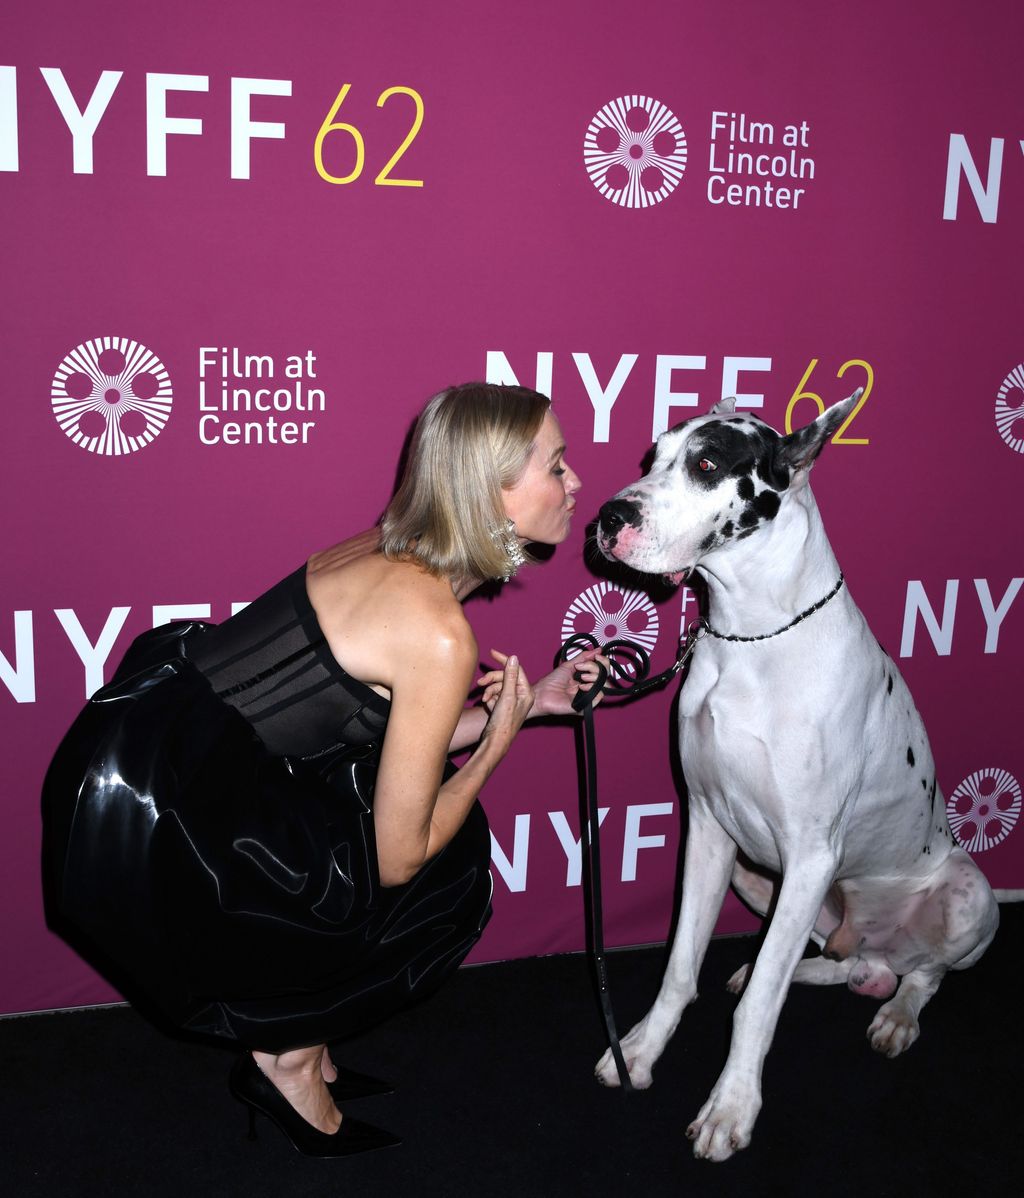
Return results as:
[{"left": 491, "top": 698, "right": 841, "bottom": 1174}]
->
[{"left": 229, "top": 1054, "right": 401, "bottom": 1158}]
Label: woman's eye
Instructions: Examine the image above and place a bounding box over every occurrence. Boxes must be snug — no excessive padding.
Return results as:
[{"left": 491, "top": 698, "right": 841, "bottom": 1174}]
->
[
  {"left": 552, "top": 465, "right": 566, "bottom": 476},
  {"left": 698, "top": 458, "right": 717, "bottom": 473}
]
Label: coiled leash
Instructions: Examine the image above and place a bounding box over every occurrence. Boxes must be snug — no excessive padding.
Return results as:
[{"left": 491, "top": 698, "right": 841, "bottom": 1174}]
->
[{"left": 558, "top": 622, "right": 704, "bottom": 1093}]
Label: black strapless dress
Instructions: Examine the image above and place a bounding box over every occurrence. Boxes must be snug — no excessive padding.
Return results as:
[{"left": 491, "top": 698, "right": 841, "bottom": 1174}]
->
[{"left": 42, "top": 566, "right": 492, "bottom": 1052}]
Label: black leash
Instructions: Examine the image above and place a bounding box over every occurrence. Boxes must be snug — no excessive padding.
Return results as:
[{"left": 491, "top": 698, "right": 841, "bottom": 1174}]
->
[{"left": 557, "top": 624, "right": 703, "bottom": 1092}]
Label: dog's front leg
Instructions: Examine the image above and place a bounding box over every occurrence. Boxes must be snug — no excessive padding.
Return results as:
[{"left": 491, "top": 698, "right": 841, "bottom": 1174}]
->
[
  {"left": 687, "top": 855, "right": 837, "bottom": 1161},
  {"left": 595, "top": 806, "right": 737, "bottom": 1089}
]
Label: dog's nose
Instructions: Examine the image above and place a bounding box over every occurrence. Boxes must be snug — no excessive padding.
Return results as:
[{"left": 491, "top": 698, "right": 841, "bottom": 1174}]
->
[{"left": 598, "top": 498, "right": 641, "bottom": 535}]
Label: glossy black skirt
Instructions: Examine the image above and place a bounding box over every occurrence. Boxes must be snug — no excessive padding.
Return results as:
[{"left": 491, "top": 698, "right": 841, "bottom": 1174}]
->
[{"left": 42, "top": 623, "right": 493, "bottom": 1052}]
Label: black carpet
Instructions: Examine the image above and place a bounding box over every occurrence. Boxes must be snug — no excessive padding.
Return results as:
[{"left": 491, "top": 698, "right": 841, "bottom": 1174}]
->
[{"left": 4, "top": 904, "right": 1022, "bottom": 1197}]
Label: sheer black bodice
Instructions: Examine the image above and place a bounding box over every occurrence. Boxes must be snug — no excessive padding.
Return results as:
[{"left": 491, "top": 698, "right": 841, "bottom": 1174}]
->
[{"left": 187, "top": 566, "right": 389, "bottom": 757}]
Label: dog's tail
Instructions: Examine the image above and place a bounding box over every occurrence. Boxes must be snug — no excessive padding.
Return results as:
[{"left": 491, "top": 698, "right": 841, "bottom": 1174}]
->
[{"left": 993, "top": 889, "right": 1024, "bottom": 902}]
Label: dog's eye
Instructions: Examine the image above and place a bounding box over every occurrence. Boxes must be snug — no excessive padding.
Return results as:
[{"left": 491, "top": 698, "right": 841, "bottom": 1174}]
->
[{"left": 698, "top": 458, "right": 717, "bottom": 473}]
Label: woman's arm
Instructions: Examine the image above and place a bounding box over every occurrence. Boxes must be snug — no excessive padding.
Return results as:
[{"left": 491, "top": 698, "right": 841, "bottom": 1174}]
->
[{"left": 372, "top": 636, "right": 533, "bottom": 886}]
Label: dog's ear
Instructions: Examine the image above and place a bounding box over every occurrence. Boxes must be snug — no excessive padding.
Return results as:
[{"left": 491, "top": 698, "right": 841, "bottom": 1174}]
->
[
  {"left": 710, "top": 396, "right": 736, "bottom": 415},
  {"left": 777, "top": 390, "right": 862, "bottom": 474}
]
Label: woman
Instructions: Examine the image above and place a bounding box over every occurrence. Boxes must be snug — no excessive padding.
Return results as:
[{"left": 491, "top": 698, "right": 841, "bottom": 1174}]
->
[{"left": 42, "top": 382, "right": 600, "bottom": 1158}]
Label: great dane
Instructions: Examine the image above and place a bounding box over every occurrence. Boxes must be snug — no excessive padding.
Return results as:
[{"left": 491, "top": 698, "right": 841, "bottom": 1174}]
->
[{"left": 594, "top": 393, "right": 1001, "bottom": 1161}]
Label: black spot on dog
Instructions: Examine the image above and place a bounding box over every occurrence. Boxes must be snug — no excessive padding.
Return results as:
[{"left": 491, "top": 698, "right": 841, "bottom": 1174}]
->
[
  {"left": 730, "top": 458, "right": 756, "bottom": 478},
  {"left": 686, "top": 421, "right": 781, "bottom": 491},
  {"left": 907, "top": 747, "right": 915, "bottom": 767},
  {"left": 721, "top": 520, "right": 735, "bottom": 539},
  {"left": 734, "top": 489, "right": 781, "bottom": 533},
  {"left": 929, "top": 778, "right": 937, "bottom": 812},
  {"left": 737, "top": 527, "right": 757, "bottom": 540},
  {"left": 886, "top": 675, "right": 894, "bottom": 695},
  {"left": 736, "top": 476, "right": 755, "bottom": 502},
  {"left": 598, "top": 497, "right": 642, "bottom": 534},
  {"left": 699, "top": 531, "right": 716, "bottom": 552},
  {"left": 921, "top": 778, "right": 928, "bottom": 790},
  {"left": 752, "top": 490, "right": 780, "bottom": 521}
]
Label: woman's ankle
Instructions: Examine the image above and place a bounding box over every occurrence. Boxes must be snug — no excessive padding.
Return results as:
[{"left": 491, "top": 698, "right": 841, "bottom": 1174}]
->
[
  {"left": 253, "top": 1045, "right": 325, "bottom": 1081},
  {"left": 250, "top": 1047, "right": 340, "bottom": 1133}
]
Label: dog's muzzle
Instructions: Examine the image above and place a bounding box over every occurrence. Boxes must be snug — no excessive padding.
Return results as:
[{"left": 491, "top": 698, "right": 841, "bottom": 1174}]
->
[
  {"left": 597, "top": 497, "right": 642, "bottom": 542},
  {"left": 596, "top": 497, "right": 644, "bottom": 561}
]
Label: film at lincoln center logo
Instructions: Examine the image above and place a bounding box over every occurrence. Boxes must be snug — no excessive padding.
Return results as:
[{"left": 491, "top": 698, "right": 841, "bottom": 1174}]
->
[
  {"left": 996, "top": 364, "right": 1024, "bottom": 453},
  {"left": 51, "top": 337, "right": 173, "bottom": 455},
  {"left": 584, "top": 96, "right": 688, "bottom": 209},
  {"left": 561, "top": 582, "right": 659, "bottom": 676}
]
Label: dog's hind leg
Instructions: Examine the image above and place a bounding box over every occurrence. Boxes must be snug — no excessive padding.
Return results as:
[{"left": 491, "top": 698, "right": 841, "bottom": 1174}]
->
[
  {"left": 730, "top": 952, "right": 898, "bottom": 996},
  {"left": 596, "top": 807, "right": 737, "bottom": 1090},
  {"left": 867, "top": 849, "right": 999, "bottom": 1057},
  {"left": 730, "top": 858, "right": 776, "bottom": 918},
  {"left": 728, "top": 953, "right": 851, "bottom": 994},
  {"left": 867, "top": 966, "right": 944, "bottom": 1056}
]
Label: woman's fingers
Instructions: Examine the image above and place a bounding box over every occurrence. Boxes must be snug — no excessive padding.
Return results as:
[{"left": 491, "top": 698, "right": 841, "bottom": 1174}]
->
[
  {"left": 574, "top": 653, "right": 609, "bottom": 688},
  {"left": 491, "top": 655, "right": 518, "bottom": 703}
]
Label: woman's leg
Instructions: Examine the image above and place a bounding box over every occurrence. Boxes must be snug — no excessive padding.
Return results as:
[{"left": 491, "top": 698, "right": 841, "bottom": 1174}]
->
[{"left": 251, "top": 1045, "right": 340, "bottom": 1133}]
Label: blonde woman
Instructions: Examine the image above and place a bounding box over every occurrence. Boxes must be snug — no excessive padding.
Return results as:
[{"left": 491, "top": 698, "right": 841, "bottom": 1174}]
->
[{"left": 43, "top": 383, "right": 601, "bottom": 1158}]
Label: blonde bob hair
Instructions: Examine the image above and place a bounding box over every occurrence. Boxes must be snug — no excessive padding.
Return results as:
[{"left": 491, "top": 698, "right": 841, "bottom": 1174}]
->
[{"left": 380, "top": 382, "right": 551, "bottom": 581}]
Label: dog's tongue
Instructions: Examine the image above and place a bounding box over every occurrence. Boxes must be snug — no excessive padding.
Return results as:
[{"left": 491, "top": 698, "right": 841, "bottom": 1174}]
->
[{"left": 664, "top": 571, "right": 687, "bottom": 586}]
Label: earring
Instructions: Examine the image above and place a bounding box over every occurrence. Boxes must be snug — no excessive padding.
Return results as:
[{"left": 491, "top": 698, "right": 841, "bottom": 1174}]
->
[{"left": 492, "top": 518, "right": 526, "bottom": 581}]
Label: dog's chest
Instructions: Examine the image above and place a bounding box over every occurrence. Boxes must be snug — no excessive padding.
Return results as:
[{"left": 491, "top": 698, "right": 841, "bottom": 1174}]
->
[{"left": 677, "top": 655, "right": 794, "bottom": 860}]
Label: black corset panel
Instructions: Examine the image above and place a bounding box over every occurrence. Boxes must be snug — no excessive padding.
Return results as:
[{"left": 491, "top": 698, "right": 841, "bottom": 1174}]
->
[{"left": 186, "top": 565, "right": 389, "bottom": 758}]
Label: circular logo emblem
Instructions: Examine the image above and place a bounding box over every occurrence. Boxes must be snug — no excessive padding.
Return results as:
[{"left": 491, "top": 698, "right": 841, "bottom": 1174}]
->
[
  {"left": 561, "top": 583, "right": 659, "bottom": 674},
  {"left": 51, "top": 337, "right": 173, "bottom": 455},
  {"left": 584, "top": 96, "right": 687, "bottom": 208},
  {"left": 947, "top": 768, "right": 1021, "bottom": 853},
  {"left": 995, "top": 364, "right": 1024, "bottom": 453}
]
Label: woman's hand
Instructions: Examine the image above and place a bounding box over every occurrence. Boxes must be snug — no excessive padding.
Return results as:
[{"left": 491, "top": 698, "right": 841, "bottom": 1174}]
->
[
  {"left": 477, "top": 653, "right": 535, "bottom": 756},
  {"left": 477, "top": 647, "right": 607, "bottom": 720}
]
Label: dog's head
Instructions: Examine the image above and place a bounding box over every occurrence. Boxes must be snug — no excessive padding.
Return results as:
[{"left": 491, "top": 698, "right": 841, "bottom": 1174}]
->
[{"left": 596, "top": 391, "right": 861, "bottom": 581}]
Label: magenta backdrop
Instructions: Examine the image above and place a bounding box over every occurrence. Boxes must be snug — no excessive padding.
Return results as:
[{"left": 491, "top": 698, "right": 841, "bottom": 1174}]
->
[{"left": 2, "top": 0, "right": 1022, "bottom": 1016}]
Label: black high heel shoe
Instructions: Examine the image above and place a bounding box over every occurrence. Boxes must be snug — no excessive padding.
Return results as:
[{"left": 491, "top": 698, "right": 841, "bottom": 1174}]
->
[
  {"left": 325, "top": 1063, "right": 395, "bottom": 1101},
  {"left": 229, "top": 1054, "right": 401, "bottom": 1158}
]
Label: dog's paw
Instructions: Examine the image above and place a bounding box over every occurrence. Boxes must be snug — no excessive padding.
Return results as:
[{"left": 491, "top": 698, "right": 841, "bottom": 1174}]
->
[
  {"left": 686, "top": 1083, "right": 760, "bottom": 1161},
  {"left": 594, "top": 1045, "right": 654, "bottom": 1089},
  {"left": 725, "top": 963, "right": 751, "bottom": 994},
  {"left": 867, "top": 1005, "right": 920, "bottom": 1057}
]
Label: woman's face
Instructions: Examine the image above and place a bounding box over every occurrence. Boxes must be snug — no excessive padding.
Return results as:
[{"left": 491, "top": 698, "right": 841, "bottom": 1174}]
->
[{"left": 502, "top": 411, "right": 581, "bottom": 545}]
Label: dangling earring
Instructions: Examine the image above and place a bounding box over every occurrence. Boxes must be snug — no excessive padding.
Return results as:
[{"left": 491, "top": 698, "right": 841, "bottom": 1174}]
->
[{"left": 492, "top": 518, "right": 526, "bottom": 581}]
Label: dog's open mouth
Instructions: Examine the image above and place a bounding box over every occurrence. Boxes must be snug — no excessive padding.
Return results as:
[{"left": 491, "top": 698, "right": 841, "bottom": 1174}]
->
[{"left": 663, "top": 569, "right": 689, "bottom": 586}]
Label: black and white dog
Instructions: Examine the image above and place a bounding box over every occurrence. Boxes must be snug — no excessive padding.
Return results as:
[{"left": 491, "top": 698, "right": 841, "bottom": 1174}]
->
[{"left": 594, "top": 393, "right": 1001, "bottom": 1161}]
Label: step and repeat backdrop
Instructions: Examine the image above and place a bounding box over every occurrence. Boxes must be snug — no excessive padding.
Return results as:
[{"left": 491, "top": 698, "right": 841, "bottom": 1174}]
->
[{"left": 2, "top": 0, "right": 1021, "bottom": 1015}]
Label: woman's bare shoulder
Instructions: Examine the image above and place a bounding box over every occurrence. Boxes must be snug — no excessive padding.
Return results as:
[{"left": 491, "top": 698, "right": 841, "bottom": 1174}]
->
[{"left": 306, "top": 540, "right": 476, "bottom": 690}]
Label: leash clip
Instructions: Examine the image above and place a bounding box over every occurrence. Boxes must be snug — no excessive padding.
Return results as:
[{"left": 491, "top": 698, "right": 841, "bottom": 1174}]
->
[{"left": 673, "top": 619, "right": 707, "bottom": 674}]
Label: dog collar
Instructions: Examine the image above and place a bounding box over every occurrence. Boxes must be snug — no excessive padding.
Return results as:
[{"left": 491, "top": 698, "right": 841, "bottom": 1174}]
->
[{"left": 703, "top": 573, "right": 845, "bottom": 643}]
